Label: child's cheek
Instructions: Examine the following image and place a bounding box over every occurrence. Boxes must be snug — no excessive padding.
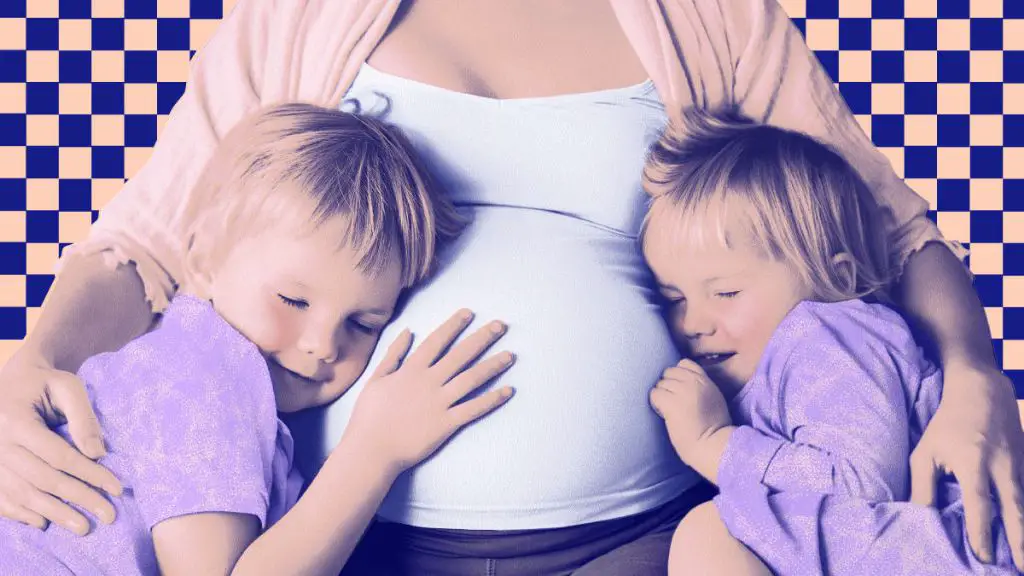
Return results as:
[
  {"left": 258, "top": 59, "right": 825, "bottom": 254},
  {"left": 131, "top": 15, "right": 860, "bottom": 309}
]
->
[{"left": 249, "top": 300, "right": 300, "bottom": 352}]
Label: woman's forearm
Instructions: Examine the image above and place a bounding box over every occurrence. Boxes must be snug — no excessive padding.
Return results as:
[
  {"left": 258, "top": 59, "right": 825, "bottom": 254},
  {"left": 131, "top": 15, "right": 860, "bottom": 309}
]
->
[
  {"left": 895, "top": 241, "right": 998, "bottom": 379},
  {"left": 24, "top": 251, "right": 156, "bottom": 372},
  {"left": 231, "top": 435, "right": 400, "bottom": 576}
]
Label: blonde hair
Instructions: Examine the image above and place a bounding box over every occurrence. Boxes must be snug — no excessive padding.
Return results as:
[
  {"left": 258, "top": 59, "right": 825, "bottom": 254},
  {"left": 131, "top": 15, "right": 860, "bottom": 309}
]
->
[
  {"left": 641, "top": 108, "right": 893, "bottom": 302},
  {"left": 183, "top": 103, "right": 465, "bottom": 289}
]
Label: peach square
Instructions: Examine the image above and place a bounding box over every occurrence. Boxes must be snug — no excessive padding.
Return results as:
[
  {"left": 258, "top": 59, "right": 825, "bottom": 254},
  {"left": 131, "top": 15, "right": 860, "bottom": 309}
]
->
[
  {"left": 91, "top": 0, "right": 125, "bottom": 18},
  {"left": 936, "top": 211, "right": 970, "bottom": 243},
  {"left": 972, "top": 0, "right": 1003, "bottom": 18},
  {"left": 936, "top": 148, "right": 971, "bottom": 179},
  {"left": 905, "top": 0, "right": 937, "bottom": 17},
  {"left": 970, "top": 52, "right": 1002, "bottom": 83},
  {"left": 1004, "top": 149, "right": 1024, "bottom": 179},
  {"left": 158, "top": 0, "right": 190, "bottom": 18},
  {"left": 985, "top": 307, "right": 1002, "bottom": 339},
  {"left": 905, "top": 178, "right": 937, "bottom": 210},
  {"left": 0, "top": 212, "right": 25, "bottom": 242},
  {"left": 1006, "top": 21, "right": 1024, "bottom": 51},
  {"left": 156, "top": 114, "right": 170, "bottom": 138},
  {"left": 59, "top": 19, "right": 91, "bottom": 51},
  {"left": 877, "top": 147, "right": 904, "bottom": 179},
  {"left": 1004, "top": 278, "right": 1024, "bottom": 311},
  {"left": 853, "top": 114, "right": 871, "bottom": 139},
  {"left": 190, "top": 20, "right": 221, "bottom": 52},
  {"left": 59, "top": 84, "right": 91, "bottom": 114},
  {"left": 0, "top": 18, "right": 26, "bottom": 50},
  {"left": 224, "top": 0, "right": 240, "bottom": 16},
  {"left": 905, "top": 115, "right": 937, "bottom": 147},
  {"left": 91, "top": 51, "right": 124, "bottom": 83},
  {"left": 937, "top": 84, "right": 971, "bottom": 115},
  {"left": 26, "top": 179, "right": 58, "bottom": 210},
  {"left": 970, "top": 179, "right": 1003, "bottom": 211},
  {"left": 124, "top": 147, "right": 154, "bottom": 180},
  {"left": 157, "top": 51, "right": 191, "bottom": 83},
  {"left": 937, "top": 20, "right": 971, "bottom": 51},
  {"left": 59, "top": 212, "right": 93, "bottom": 244},
  {"left": 91, "top": 179, "right": 124, "bottom": 211},
  {"left": 839, "top": 0, "right": 871, "bottom": 18},
  {"left": 969, "top": 243, "right": 1002, "bottom": 276},
  {"left": 805, "top": 20, "right": 839, "bottom": 51},
  {"left": 0, "top": 148, "right": 26, "bottom": 178},
  {"left": 91, "top": 115, "right": 124, "bottom": 146},
  {"left": 26, "top": 51, "right": 59, "bottom": 82},
  {"left": 1006, "top": 85, "right": 1024, "bottom": 115},
  {"left": 26, "top": 243, "right": 59, "bottom": 275},
  {"left": 970, "top": 115, "right": 1002, "bottom": 146},
  {"left": 26, "top": 115, "right": 59, "bottom": 146},
  {"left": 26, "top": 307, "right": 43, "bottom": 335},
  {"left": 1005, "top": 212, "right": 1024, "bottom": 243},
  {"left": 27, "top": 0, "right": 58, "bottom": 17},
  {"left": 904, "top": 51, "right": 938, "bottom": 82},
  {"left": 0, "top": 84, "right": 26, "bottom": 113},
  {"left": 838, "top": 51, "right": 871, "bottom": 83},
  {"left": 124, "top": 84, "right": 157, "bottom": 114},
  {"left": 777, "top": 0, "right": 806, "bottom": 18},
  {"left": 0, "top": 341, "right": 24, "bottom": 367},
  {"left": 0, "top": 276, "right": 25, "bottom": 307},
  {"left": 871, "top": 84, "right": 903, "bottom": 115},
  {"left": 871, "top": 21, "right": 904, "bottom": 51},
  {"left": 124, "top": 20, "right": 157, "bottom": 51},
  {"left": 59, "top": 148, "right": 91, "bottom": 179}
]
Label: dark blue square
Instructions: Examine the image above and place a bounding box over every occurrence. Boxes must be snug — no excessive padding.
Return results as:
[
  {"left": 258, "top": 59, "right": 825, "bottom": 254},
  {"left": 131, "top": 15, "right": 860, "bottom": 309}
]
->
[
  {"left": 189, "top": 0, "right": 222, "bottom": 18},
  {"left": 0, "top": 243, "right": 25, "bottom": 275},
  {"left": 58, "top": 51, "right": 91, "bottom": 83},
  {"left": 92, "top": 146, "right": 124, "bottom": 178},
  {"left": 1006, "top": 244, "right": 1024, "bottom": 275},
  {"left": 870, "top": 0, "right": 902, "bottom": 18},
  {"left": 92, "top": 83, "right": 124, "bottom": 114},
  {"left": 1007, "top": 181, "right": 1024, "bottom": 210},
  {"left": 905, "top": 83, "right": 937, "bottom": 114},
  {"left": 26, "top": 18, "right": 59, "bottom": 50},
  {"left": 937, "top": 0, "right": 970, "bottom": 18},
  {"left": 0, "top": 51, "right": 26, "bottom": 83},
  {"left": 838, "top": 82, "right": 871, "bottom": 114},
  {"left": 0, "top": 179, "right": 26, "bottom": 211},
  {"left": 0, "top": 308, "right": 26, "bottom": 339},
  {"left": 1010, "top": 2, "right": 1024, "bottom": 18},
  {"left": 157, "top": 19, "right": 190, "bottom": 50},
  {"left": 937, "top": 52, "right": 970, "bottom": 83},
  {"left": 839, "top": 19, "right": 872, "bottom": 50},
  {"left": 26, "top": 275, "right": 54, "bottom": 308},
  {"left": 59, "top": 0, "right": 90, "bottom": 18},
  {"left": 92, "top": 19, "right": 124, "bottom": 50},
  {"left": 0, "top": 1, "right": 25, "bottom": 17},
  {"left": 937, "top": 115, "right": 970, "bottom": 147},
  {"left": 871, "top": 51, "right": 903, "bottom": 83},
  {"left": 26, "top": 82, "right": 59, "bottom": 114},
  {"left": 971, "top": 83, "right": 1002, "bottom": 115},
  {"left": 58, "top": 115, "right": 91, "bottom": 147},
  {"left": 1004, "top": 308, "right": 1024, "bottom": 339},
  {"left": 992, "top": 340, "right": 1003, "bottom": 370},
  {"left": 1005, "top": 116, "right": 1024, "bottom": 147},
  {"left": 970, "top": 19, "right": 1002, "bottom": 50},
  {"left": 969, "top": 211, "right": 1002, "bottom": 243},
  {"left": 1006, "top": 52, "right": 1024, "bottom": 83},
  {"left": 125, "top": 115, "right": 157, "bottom": 147},
  {"left": 1008, "top": 370, "right": 1024, "bottom": 400},
  {"left": 0, "top": 115, "right": 26, "bottom": 146},
  {"left": 815, "top": 51, "right": 839, "bottom": 84},
  {"left": 59, "top": 179, "right": 91, "bottom": 211},
  {"left": 970, "top": 147, "right": 1002, "bottom": 179},
  {"left": 905, "top": 18, "right": 937, "bottom": 50},
  {"left": 936, "top": 180, "right": 970, "bottom": 211},
  {"left": 871, "top": 115, "right": 903, "bottom": 147},
  {"left": 806, "top": 0, "right": 838, "bottom": 18},
  {"left": 125, "top": 51, "right": 157, "bottom": 83},
  {"left": 972, "top": 274, "right": 1002, "bottom": 307},
  {"left": 125, "top": 0, "right": 157, "bottom": 18},
  {"left": 792, "top": 18, "right": 806, "bottom": 38},
  {"left": 26, "top": 211, "right": 58, "bottom": 243},
  {"left": 904, "top": 147, "right": 937, "bottom": 178},
  {"left": 157, "top": 82, "right": 186, "bottom": 115},
  {"left": 26, "top": 147, "right": 58, "bottom": 178}
]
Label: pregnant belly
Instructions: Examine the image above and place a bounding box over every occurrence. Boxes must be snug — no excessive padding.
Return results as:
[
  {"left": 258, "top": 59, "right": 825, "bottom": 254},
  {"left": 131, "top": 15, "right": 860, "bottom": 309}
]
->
[{"left": 316, "top": 208, "right": 696, "bottom": 529}]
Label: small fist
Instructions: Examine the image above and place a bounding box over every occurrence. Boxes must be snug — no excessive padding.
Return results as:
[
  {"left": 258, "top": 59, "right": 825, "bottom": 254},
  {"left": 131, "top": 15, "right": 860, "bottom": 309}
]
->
[{"left": 649, "top": 358, "right": 732, "bottom": 463}]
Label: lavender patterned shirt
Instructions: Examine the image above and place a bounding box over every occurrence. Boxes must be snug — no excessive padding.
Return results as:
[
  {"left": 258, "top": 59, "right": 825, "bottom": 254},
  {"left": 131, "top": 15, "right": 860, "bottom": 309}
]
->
[
  {"left": 0, "top": 295, "right": 303, "bottom": 575},
  {"left": 716, "top": 299, "right": 1021, "bottom": 575}
]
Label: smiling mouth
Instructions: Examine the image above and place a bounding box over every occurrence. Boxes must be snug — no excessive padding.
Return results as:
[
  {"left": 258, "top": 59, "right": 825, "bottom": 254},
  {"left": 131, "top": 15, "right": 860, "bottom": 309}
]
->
[
  {"left": 693, "top": 352, "right": 736, "bottom": 367},
  {"left": 270, "top": 359, "right": 322, "bottom": 385}
]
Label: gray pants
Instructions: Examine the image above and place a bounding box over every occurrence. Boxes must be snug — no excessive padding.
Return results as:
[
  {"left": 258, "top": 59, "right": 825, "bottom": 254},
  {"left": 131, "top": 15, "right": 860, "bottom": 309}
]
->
[{"left": 340, "top": 482, "right": 717, "bottom": 576}]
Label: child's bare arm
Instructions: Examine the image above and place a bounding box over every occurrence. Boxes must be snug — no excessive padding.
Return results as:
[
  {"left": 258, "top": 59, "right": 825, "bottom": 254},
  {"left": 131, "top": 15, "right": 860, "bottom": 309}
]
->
[{"left": 669, "top": 502, "right": 771, "bottom": 576}]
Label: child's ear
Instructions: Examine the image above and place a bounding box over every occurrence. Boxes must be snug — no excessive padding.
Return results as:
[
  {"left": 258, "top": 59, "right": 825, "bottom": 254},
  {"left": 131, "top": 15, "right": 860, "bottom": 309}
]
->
[{"left": 831, "top": 252, "right": 857, "bottom": 294}]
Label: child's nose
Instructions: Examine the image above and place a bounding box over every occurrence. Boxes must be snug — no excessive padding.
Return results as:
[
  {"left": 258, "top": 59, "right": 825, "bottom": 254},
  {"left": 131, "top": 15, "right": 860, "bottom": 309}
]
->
[
  {"left": 679, "top": 307, "right": 715, "bottom": 339},
  {"left": 298, "top": 324, "right": 343, "bottom": 364}
]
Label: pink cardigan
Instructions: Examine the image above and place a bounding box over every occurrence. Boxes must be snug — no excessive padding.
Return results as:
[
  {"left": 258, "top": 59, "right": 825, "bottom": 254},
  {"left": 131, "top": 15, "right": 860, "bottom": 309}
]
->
[{"left": 70, "top": 0, "right": 963, "bottom": 312}]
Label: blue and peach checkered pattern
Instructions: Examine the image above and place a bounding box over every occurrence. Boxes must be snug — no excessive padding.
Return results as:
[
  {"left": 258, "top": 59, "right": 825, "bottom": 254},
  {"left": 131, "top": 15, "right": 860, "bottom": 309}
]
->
[{"left": 0, "top": 0, "right": 1022, "bottom": 398}]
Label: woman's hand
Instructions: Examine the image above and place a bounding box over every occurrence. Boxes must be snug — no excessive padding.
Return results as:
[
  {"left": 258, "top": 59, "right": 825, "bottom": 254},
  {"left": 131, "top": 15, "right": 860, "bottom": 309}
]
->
[
  {"left": 910, "top": 363, "right": 1024, "bottom": 571},
  {"left": 0, "top": 347, "right": 122, "bottom": 535},
  {"left": 341, "top": 309, "right": 516, "bottom": 475},
  {"left": 649, "top": 359, "right": 732, "bottom": 466}
]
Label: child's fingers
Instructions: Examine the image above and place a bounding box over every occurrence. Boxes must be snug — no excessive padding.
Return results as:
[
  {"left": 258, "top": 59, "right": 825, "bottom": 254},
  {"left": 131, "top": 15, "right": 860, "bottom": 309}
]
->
[
  {"left": 442, "top": 351, "right": 515, "bottom": 405},
  {"left": 406, "top": 309, "right": 475, "bottom": 369},
  {"left": 959, "top": 462, "right": 996, "bottom": 564},
  {"left": 432, "top": 321, "right": 508, "bottom": 384},
  {"left": 661, "top": 367, "right": 697, "bottom": 384},
  {"left": 446, "top": 386, "right": 514, "bottom": 429},
  {"left": 370, "top": 328, "right": 413, "bottom": 379},
  {"left": 648, "top": 386, "right": 669, "bottom": 417},
  {"left": 675, "top": 359, "right": 708, "bottom": 377}
]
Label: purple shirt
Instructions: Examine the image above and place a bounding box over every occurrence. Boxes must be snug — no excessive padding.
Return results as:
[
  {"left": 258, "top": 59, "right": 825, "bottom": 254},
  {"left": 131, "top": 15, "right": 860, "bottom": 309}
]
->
[
  {"left": 0, "top": 295, "right": 303, "bottom": 575},
  {"left": 716, "top": 299, "right": 1021, "bottom": 575}
]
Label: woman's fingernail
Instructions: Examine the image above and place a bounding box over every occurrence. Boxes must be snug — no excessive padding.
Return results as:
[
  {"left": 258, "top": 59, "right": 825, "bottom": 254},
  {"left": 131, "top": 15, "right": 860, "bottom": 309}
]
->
[
  {"left": 490, "top": 321, "right": 507, "bottom": 335},
  {"left": 104, "top": 483, "right": 123, "bottom": 497},
  {"left": 95, "top": 508, "right": 113, "bottom": 524},
  {"left": 500, "top": 386, "right": 515, "bottom": 398},
  {"left": 501, "top": 352, "right": 515, "bottom": 365}
]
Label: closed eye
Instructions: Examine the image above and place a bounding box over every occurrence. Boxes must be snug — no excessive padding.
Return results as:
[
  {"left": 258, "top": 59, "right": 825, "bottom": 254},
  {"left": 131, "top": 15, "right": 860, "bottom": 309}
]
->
[
  {"left": 715, "top": 291, "right": 740, "bottom": 299},
  {"left": 349, "top": 318, "right": 382, "bottom": 335},
  {"left": 277, "top": 294, "right": 309, "bottom": 310}
]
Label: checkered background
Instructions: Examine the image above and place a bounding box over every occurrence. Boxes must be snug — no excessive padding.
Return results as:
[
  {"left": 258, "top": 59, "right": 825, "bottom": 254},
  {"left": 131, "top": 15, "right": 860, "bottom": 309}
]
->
[{"left": 0, "top": 0, "right": 1022, "bottom": 400}]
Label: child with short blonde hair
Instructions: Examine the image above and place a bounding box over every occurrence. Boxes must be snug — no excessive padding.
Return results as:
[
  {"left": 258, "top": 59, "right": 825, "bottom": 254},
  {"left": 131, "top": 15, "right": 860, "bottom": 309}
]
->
[
  {"left": 642, "top": 110, "right": 1021, "bottom": 575},
  {"left": 0, "top": 103, "right": 515, "bottom": 575}
]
